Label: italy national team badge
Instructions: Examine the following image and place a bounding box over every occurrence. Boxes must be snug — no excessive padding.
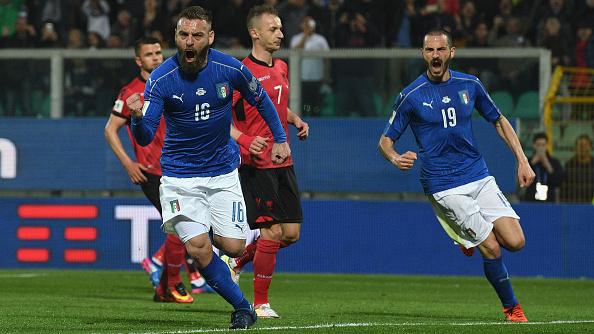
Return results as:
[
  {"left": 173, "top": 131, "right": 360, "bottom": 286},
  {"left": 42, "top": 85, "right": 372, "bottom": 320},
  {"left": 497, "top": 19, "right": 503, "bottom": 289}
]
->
[
  {"left": 216, "top": 82, "right": 229, "bottom": 99},
  {"left": 458, "top": 90, "right": 470, "bottom": 105},
  {"left": 170, "top": 199, "right": 180, "bottom": 213}
]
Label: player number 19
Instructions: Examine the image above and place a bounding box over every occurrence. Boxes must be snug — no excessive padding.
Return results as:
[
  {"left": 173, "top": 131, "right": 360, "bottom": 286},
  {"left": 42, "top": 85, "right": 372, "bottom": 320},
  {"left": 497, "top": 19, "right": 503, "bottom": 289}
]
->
[{"left": 441, "top": 107, "right": 457, "bottom": 128}]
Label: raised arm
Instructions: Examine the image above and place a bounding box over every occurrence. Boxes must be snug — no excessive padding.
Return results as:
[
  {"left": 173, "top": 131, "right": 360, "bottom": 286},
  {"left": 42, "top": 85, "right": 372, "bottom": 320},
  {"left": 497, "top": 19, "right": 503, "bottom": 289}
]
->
[{"left": 493, "top": 115, "right": 535, "bottom": 187}]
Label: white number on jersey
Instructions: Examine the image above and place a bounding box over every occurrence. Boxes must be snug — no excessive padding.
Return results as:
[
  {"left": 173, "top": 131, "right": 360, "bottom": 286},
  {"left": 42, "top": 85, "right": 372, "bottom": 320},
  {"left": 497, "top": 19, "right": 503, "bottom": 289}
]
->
[
  {"left": 441, "top": 107, "right": 457, "bottom": 128},
  {"left": 195, "top": 103, "right": 210, "bottom": 121},
  {"left": 273, "top": 85, "right": 282, "bottom": 105}
]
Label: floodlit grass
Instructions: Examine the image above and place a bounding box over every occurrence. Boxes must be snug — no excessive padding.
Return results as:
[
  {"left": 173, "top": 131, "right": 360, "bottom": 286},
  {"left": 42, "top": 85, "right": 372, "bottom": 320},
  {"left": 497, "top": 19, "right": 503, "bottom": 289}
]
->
[{"left": 1, "top": 270, "right": 593, "bottom": 333}]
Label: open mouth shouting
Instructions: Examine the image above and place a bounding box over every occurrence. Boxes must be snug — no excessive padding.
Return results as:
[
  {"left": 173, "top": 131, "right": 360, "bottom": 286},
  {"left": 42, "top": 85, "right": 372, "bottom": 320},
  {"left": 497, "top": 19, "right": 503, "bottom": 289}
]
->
[
  {"left": 431, "top": 58, "right": 443, "bottom": 73},
  {"left": 184, "top": 49, "right": 196, "bottom": 63}
]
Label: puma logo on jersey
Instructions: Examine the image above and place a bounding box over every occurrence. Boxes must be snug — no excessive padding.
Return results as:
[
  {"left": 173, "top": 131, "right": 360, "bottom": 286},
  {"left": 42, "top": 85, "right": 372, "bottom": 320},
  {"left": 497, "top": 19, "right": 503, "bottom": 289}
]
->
[
  {"left": 422, "top": 100, "right": 434, "bottom": 109},
  {"left": 172, "top": 94, "right": 184, "bottom": 103}
]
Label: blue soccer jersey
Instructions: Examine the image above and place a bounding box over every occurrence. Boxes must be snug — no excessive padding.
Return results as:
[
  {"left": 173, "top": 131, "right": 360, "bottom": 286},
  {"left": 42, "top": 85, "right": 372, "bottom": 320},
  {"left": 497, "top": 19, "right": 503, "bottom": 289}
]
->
[
  {"left": 383, "top": 70, "right": 502, "bottom": 194},
  {"left": 132, "top": 48, "right": 286, "bottom": 178}
]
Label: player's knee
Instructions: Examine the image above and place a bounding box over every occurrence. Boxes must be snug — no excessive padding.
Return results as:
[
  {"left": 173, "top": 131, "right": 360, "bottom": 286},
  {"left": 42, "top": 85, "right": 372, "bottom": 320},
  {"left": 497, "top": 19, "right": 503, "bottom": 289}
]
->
[
  {"left": 224, "top": 243, "right": 245, "bottom": 258},
  {"left": 281, "top": 231, "right": 300, "bottom": 245},
  {"left": 185, "top": 238, "right": 211, "bottom": 261},
  {"left": 506, "top": 236, "right": 525, "bottom": 252},
  {"left": 479, "top": 237, "right": 501, "bottom": 259}
]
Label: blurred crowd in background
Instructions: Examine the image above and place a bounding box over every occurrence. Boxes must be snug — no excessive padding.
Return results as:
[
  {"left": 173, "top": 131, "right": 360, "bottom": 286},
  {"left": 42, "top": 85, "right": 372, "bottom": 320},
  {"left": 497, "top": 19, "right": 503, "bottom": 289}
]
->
[
  {"left": 1, "top": 0, "right": 594, "bottom": 118},
  {"left": 2, "top": 0, "right": 593, "bottom": 64}
]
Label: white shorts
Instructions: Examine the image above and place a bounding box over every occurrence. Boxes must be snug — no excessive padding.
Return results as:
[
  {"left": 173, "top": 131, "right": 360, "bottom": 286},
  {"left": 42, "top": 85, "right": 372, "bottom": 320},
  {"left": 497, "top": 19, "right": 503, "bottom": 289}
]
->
[
  {"left": 159, "top": 169, "right": 249, "bottom": 243},
  {"left": 428, "top": 176, "right": 520, "bottom": 248}
]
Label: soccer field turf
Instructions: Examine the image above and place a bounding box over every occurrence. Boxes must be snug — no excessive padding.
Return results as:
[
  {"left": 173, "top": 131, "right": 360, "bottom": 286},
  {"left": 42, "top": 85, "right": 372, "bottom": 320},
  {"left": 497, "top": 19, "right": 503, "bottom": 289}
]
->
[{"left": 1, "top": 270, "right": 593, "bottom": 334}]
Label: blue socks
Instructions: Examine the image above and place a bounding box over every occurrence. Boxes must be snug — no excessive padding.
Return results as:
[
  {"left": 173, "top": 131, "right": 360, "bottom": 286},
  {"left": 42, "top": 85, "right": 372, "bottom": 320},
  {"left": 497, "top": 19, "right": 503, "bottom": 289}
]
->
[
  {"left": 483, "top": 256, "right": 518, "bottom": 308},
  {"left": 200, "top": 252, "right": 251, "bottom": 310}
]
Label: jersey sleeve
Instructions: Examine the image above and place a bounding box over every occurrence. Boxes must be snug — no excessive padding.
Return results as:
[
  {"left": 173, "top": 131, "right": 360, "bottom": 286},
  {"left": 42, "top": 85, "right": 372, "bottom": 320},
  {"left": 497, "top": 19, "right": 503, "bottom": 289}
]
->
[
  {"left": 131, "top": 77, "right": 164, "bottom": 146},
  {"left": 232, "top": 61, "right": 286, "bottom": 143},
  {"left": 383, "top": 92, "right": 414, "bottom": 141},
  {"left": 473, "top": 78, "right": 502, "bottom": 123},
  {"left": 111, "top": 87, "right": 131, "bottom": 120}
]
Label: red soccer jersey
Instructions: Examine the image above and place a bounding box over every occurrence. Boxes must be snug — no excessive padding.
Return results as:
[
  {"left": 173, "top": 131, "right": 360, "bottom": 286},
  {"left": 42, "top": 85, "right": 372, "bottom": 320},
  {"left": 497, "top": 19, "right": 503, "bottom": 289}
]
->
[
  {"left": 111, "top": 76, "right": 166, "bottom": 176},
  {"left": 232, "top": 55, "right": 292, "bottom": 169}
]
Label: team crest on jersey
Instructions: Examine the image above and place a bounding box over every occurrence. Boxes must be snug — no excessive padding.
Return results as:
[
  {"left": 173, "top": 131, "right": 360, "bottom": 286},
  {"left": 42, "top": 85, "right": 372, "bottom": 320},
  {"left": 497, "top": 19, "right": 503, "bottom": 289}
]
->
[
  {"left": 458, "top": 90, "right": 470, "bottom": 105},
  {"left": 248, "top": 76, "right": 258, "bottom": 93},
  {"left": 216, "top": 82, "right": 229, "bottom": 99},
  {"left": 170, "top": 199, "right": 180, "bottom": 213}
]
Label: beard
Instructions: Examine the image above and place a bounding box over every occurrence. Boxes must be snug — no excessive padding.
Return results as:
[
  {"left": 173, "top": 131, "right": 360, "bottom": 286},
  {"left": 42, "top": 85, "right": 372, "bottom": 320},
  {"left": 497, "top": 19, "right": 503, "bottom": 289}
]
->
[{"left": 178, "top": 46, "right": 209, "bottom": 75}]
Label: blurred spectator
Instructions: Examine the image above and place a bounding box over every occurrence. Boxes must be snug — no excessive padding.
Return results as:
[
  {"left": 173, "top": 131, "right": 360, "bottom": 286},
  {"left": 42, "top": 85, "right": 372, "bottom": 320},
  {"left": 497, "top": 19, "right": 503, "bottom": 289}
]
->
[
  {"left": 493, "top": 16, "right": 535, "bottom": 95},
  {"left": 488, "top": 0, "right": 517, "bottom": 41},
  {"left": 523, "top": 133, "right": 564, "bottom": 202},
  {"left": 455, "top": 0, "right": 478, "bottom": 46},
  {"left": 213, "top": 0, "right": 249, "bottom": 48},
  {"left": 308, "top": 0, "right": 345, "bottom": 48},
  {"left": 560, "top": 134, "right": 594, "bottom": 203},
  {"left": 82, "top": 0, "right": 110, "bottom": 40},
  {"left": 139, "top": 0, "right": 165, "bottom": 40},
  {"left": 573, "top": 21, "right": 593, "bottom": 67},
  {"left": 39, "top": 0, "right": 68, "bottom": 41},
  {"left": 535, "top": 0, "right": 573, "bottom": 43},
  {"left": 110, "top": 9, "right": 137, "bottom": 47},
  {"left": 106, "top": 33, "right": 122, "bottom": 48},
  {"left": 87, "top": 30, "right": 105, "bottom": 49},
  {"left": 573, "top": 0, "right": 594, "bottom": 28},
  {"left": 277, "top": 0, "right": 309, "bottom": 47},
  {"left": 64, "top": 28, "right": 94, "bottom": 117},
  {"left": 38, "top": 21, "right": 60, "bottom": 47},
  {"left": 0, "top": 0, "right": 22, "bottom": 38},
  {"left": 333, "top": 11, "right": 380, "bottom": 116},
  {"left": 290, "top": 16, "right": 330, "bottom": 117},
  {"left": 1, "top": 12, "right": 35, "bottom": 116},
  {"left": 149, "top": 29, "right": 170, "bottom": 48},
  {"left": 538, "top": 16, "right": 571, "bottom": 68},
  {"left": 465, "top": 21, "right": 497, "bottom": 90}
]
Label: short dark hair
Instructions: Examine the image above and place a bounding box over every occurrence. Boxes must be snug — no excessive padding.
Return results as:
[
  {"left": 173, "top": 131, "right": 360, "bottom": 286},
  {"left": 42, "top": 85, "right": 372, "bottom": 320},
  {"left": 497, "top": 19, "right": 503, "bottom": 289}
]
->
[
  {"left": 424, "top": 28, "right": 453, "bottom": 47},
  {"left": 178, "top": 6, "right": 212, "bottom": 25},
  {"left": 134, "top": 36, "right": 161, "bottom": 56},
  {"left": 532, "top": 132, "right": 548, "bottom": 143},
  {"left": 247, "top": 4, "right": 278, "bottom": 30}
]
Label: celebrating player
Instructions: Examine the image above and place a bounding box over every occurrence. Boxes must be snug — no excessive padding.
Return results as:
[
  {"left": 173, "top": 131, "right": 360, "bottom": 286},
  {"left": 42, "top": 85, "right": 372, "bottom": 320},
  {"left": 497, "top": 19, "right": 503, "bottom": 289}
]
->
[
  {"left": 378, "top": 29, "right": 534, "bottom": 322},
  {"left": 105, "top": 36, "right": 210, "bottom": 303},
  {"left": 222, "top": 5, "right": 309, "bottom": 319},
  {"left": 127, "top": 6, "right": 290, "bottom": 330}
]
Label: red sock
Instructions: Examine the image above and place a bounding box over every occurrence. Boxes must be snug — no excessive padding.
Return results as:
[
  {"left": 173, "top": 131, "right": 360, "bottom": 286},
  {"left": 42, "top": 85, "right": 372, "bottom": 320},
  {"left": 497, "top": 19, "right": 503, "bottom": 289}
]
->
[
  {"left": 235, "top": 240, "right": 258, "bottom": 269},
  {"left": 163, "top": 234, "right": 185, "bottom": 289},
  {"left": 152, "top": 243, "right": 165, "bottom": 266},
  {"left": 253, "top": 239, "right": 280, "bottom": 306}
]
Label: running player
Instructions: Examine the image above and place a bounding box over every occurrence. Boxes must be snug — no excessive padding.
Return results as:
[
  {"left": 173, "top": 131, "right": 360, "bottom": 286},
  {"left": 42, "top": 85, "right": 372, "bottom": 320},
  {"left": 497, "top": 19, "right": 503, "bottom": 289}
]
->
[
  {"left": 104, "top": 36, "right": 200, "bottom": 303},
  {"left": 223, "top": 4, "right": 309, "bottom": 319},
  {"left": 127, "top": 6, "right": 290, "bottom": 329},
  {"left": 378, "top": 29, "right": 534, "bottom": 322}
]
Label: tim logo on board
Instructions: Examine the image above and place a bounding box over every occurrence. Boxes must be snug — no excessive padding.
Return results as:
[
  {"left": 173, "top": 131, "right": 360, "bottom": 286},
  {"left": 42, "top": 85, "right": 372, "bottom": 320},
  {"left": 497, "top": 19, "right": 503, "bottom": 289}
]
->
[{"left": 0, "top": 138, "right": 17, "bottom": 179}]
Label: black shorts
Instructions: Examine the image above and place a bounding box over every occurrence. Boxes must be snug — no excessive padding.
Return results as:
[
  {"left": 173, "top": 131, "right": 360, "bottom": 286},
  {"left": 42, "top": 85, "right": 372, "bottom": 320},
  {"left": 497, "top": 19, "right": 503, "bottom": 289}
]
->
[
  {"left": 140, "top": 172, "right": 162, "bottom": 216},
  {"left": 239, "top": 165, "right": 302, "bottom": 230}
]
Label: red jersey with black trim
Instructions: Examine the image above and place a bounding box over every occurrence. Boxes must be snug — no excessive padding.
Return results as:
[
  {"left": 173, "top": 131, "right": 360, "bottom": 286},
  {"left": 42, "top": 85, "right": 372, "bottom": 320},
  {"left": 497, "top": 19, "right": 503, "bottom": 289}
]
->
[
  {"left": 232, "top": 54, "right": 292, "bottom": 169},
  {"left": 111, "top": 76, "right": 165, "bottom": 176}
]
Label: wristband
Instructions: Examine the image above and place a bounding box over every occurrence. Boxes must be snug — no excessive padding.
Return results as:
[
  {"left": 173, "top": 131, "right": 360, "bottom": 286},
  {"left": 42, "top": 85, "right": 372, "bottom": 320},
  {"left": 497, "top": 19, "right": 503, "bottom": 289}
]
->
[{"left": 237, "top": 134, "right": 255, "bottom": 150}]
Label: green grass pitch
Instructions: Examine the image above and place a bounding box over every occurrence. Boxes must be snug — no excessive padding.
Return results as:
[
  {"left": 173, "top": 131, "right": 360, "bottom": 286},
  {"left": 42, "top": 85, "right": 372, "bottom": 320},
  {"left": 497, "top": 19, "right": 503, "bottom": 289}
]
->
[{"left": 1, "top": 269, "right": 593, "bottom": 333}]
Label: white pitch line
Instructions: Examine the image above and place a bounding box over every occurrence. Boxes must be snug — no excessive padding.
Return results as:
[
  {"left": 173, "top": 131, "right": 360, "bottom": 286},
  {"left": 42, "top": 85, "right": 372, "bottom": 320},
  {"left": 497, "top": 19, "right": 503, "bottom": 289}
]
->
[
  {"left": 0, "top": 273, "right": 46, "bottom": 278},
  {"left": 128, "top": 320, "right": 594, "bottom": 334}
]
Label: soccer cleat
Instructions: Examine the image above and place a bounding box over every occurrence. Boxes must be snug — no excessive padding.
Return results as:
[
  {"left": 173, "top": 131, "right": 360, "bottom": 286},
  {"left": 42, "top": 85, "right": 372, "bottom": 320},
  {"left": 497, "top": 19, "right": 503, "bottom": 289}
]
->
[
  {"left": 191, "top": 281, "right": 216, "bottom": 294},
  {"left": 503, "top": 304, "right": 528, "bottom": 322},
  {"left": 229, "top": 306, "right": 257, "bottom": 329},
  {"left": 221, "top": 254, "right": 241, "bottom": 285},
  {"left": 153, "top": 283, "right": 194, "bottom": 303},
  {"left": 254, "top": 303, "right": 280, "bottom": 318},
  {"left": 460, "top": 245, "right": 475, "bottom": 257},
  {"left": 141, "top": 257, "right": 162, "bottom": 288}
]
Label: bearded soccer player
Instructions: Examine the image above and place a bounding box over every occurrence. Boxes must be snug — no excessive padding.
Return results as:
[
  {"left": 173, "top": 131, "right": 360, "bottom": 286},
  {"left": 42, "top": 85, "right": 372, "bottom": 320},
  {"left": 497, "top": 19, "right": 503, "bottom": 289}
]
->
[
  {"left": 104, "top": 37, "right": 212, "bottom": 303},
  {"left": 378, "top": 29, "right": 534, "bottom": 322},
  {"left": 128, "top": 6, "right": 290, "bottom": 329},
  {"left": 223, "top": 5, "right": 309, "bottom": 319}
]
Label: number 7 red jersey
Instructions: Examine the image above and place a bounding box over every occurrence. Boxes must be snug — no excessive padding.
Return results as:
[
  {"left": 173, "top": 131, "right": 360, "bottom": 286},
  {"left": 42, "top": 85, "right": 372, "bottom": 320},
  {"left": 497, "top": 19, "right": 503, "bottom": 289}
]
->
[{"left": 232, "top": 54, "right": 292, "bottom": 169}]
